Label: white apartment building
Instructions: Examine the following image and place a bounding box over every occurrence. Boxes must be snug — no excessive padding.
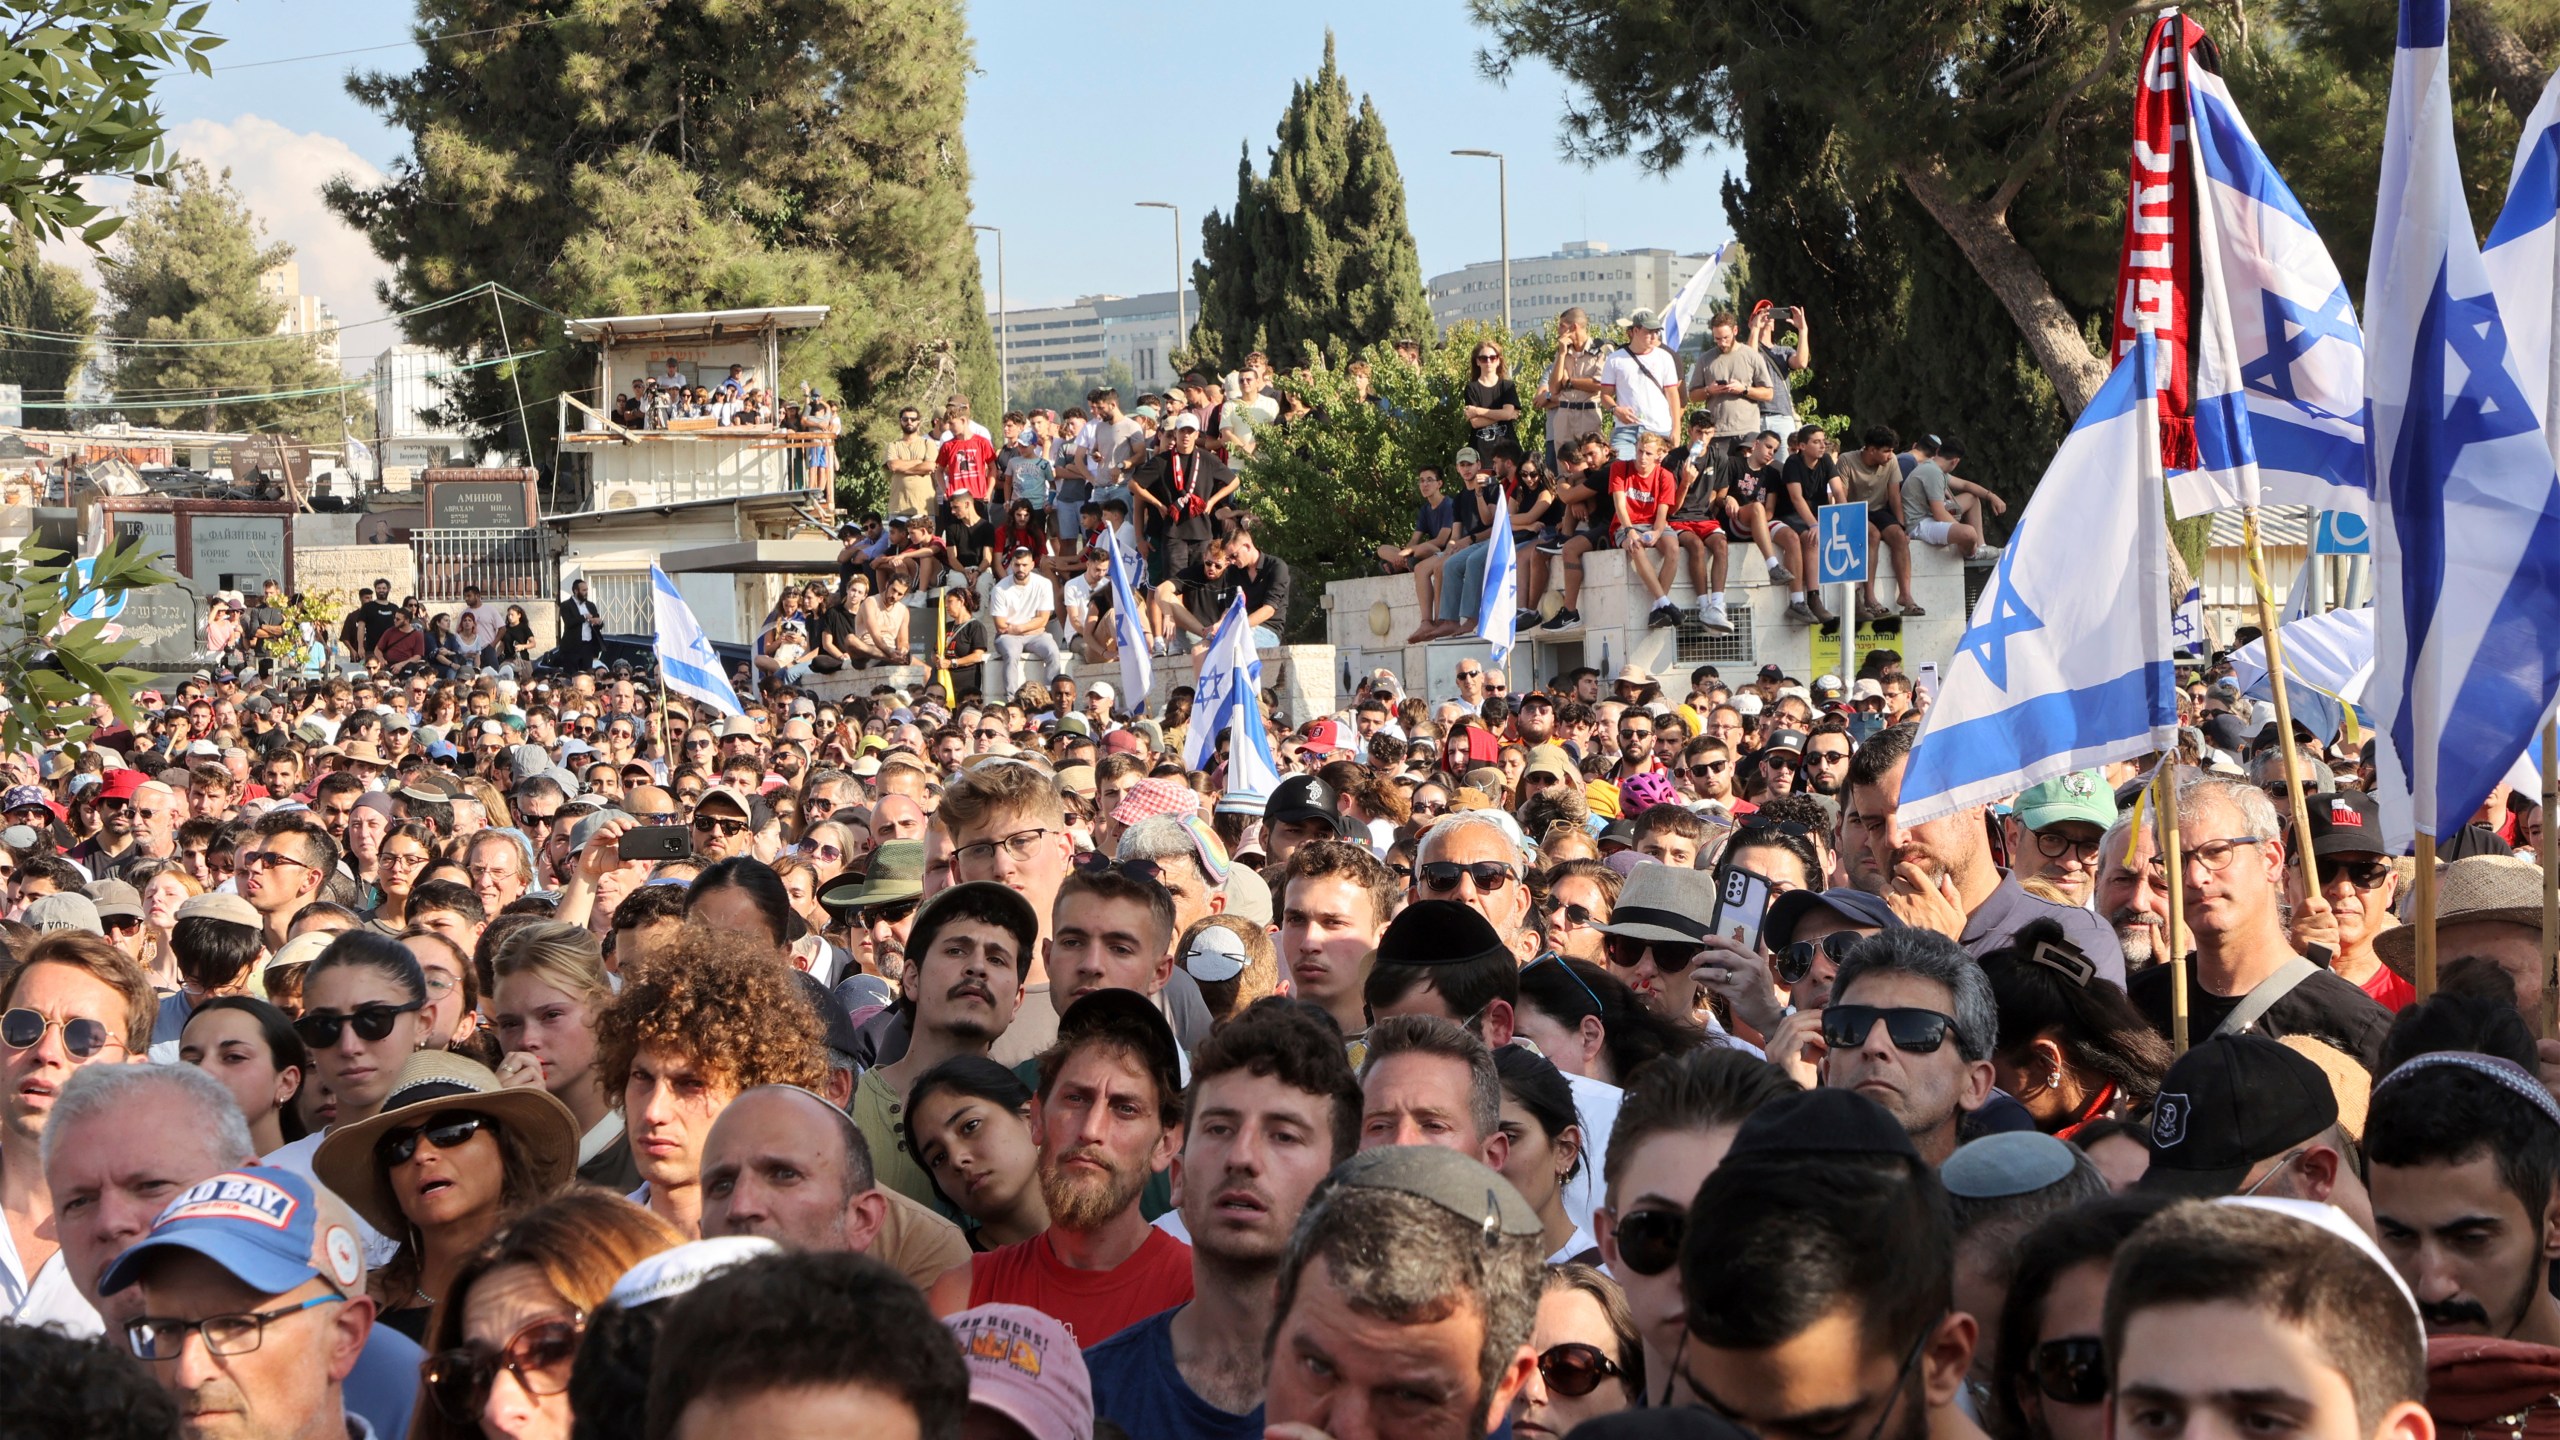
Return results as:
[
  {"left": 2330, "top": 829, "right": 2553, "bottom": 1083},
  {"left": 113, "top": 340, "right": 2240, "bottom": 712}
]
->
[
  {"left": 987, "top": 289, "right": 1200, "bottom": 392},
  {"left": 256, "top": 260, "right": 342, "bottom": 370},
  {"left": 1427, "top": 241, "right": 1714, "bottom": 336}
]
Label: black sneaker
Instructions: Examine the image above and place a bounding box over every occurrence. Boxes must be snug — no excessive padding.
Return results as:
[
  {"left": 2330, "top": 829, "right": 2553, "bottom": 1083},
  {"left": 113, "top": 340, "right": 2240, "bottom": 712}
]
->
[
  {"left": 1515, "top": 609, "right": 1543, "bottom": 632},
  {"left": 1541, "top": 607, "right": 1581, "bottom": 631},
  {"left": 1647, "top": 602, "right": 1679, "bottom": 629}
]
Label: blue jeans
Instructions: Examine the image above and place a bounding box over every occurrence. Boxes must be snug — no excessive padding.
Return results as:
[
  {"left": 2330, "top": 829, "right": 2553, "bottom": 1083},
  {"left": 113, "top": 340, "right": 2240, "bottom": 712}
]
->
[{"left": 1438, "top": 540, "right": 1492, "bottom": 623}]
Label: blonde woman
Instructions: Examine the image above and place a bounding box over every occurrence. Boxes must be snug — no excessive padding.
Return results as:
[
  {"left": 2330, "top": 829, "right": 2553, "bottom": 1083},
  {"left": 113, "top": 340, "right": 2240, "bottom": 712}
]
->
[
  {"left": 126, "top": 858, "right": 204, "bottom": 992},
  {"left": 488, "top": 920, "right": 637, "bottom": 1191}
]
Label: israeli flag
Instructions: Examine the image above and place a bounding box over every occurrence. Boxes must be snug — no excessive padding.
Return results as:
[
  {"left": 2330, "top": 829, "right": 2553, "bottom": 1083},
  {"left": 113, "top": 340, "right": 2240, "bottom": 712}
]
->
[
  {"left": 2178, "top": 56, "right": 2370, "bottom": 518},
  {"left": 2173, "top": 583, "right": 2207, "bottom": 657},
  {"left": 2367, "top": 0, "right": 2560, "bottom": 847},
  {"left": 344, "top": 435, "right": 374, "bottom": 482},
  {"left": 1661, "top": 244, "right": 1729, "bottom": 356},
  {"left": 1104, "top": 526, "right": 1152, "bottom": 716},
  {"left": 1181, "top": 592, "right": 1281, "bottom": 798},
  {"left": 1474, "top": 501, "right": 1518, "bottom": 671},
  {"left": 2483, "top": 70, "right": 2560, "bottom": 453},
  {"left": 1896, "top": 332, "right": 2180, "bottom": 826},
  {"left": 650, "top": 565, "right": 746, "bottom": 719}
]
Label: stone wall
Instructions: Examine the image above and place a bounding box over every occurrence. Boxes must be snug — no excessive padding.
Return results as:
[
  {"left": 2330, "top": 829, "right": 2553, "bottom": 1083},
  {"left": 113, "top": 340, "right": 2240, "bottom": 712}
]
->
[{"left": 798, "top": 645, "right": 1336, "bottom": 729}]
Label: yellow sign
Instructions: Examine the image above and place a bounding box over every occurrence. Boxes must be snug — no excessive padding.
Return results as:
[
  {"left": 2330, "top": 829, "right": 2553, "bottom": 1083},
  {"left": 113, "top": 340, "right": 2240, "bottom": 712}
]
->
[{"left": 1809, "top": 620, "right": 1894, "bottom": 678}]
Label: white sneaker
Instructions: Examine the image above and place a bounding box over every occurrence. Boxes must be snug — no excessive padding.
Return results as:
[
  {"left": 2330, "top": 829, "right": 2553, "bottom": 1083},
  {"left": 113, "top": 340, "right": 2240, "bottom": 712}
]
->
[{"left": 1700, "top": 595, "right": 1734, "bottom": 634}]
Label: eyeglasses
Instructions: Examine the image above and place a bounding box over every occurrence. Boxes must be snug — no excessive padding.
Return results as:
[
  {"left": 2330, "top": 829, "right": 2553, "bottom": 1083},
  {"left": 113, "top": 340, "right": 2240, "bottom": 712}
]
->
[
  {"left": 1537, "top": 1341, "right": 1626, "bottom": 1398},
  {"left": 2033, "top": 830, "right": 2105, "bottom": 861},
  {"left": 1419, "top": 860, "right": 1517, "bottom": 894},
  {"left": 2240, "top": 1146, "right": 2307, "bottom": 1198},
  {"left": 1410, "top": 798, "right": 1449, "bottom": 817},
  {"left": 1542, "top": 898, "right": 1598, "bottom": 928},
  {"left": 292, "top": 999, "right": 424, "bottom": 1048},
  {"left": 1603, "top": 933, "right": 1701, "bottom": 973},
  {"left": 2, "top": 1008, "right": 124, "bottom": 1059},
  {"left": 1524, "top": 950, "right": 1605, "bottom": 1019},
  {"left": 1611, "top": 1206, "right": 1684, "bottom": 1276},
  {"left": 127, "top": 1293, "right": 344, "bottom": 1361},
  {"left": 1777, "top": 931, "right": 1862, "bottom": 986},
  {"left": 691, "top": 815, "right": 749, "bottom": 839},
  {"left": 1820, "top": 1004, "right": 1960, "bottom": 1054},
  {"left": 1808, "top": 747, "right": 1852, "bottom": 765},
  {"left": 378, "top": 1113, "right": 492, "bottom": 1167},
  {"left": 1759, "top": 753, "right": 1802, "bottom": 772},
  {"left": 2153, "top": 835, "right": 2267, "bottom": 876},
  {"left": 2317, "top": 856, "right": 2393, "bottom": 890},
  {"left": 954, "top": 827, "right": 1055, "bottom": 870},
  {"left": 425, "top": 1314, "right": 586, "bottom": 1423},
  {"left": 685, "top": 738, "right": 714, "bottom": 750},
  {"left": 2032, "top": 1337, "right": 2108, "bottom": 1406},
  {"left": 1618, "top": 728, "right": 1653, "bottom": 742},
  {"left": 239, "top": 851, "right": 314, "bottom": 874},
  {"left": 1688, "top": 761, "right": 1730, "bottom": 778},
  {"left": 861, "top": 895, "right": 922, "bottom": 926},
  {"left": 974, "top": 727, "right": 1006, "bottom": 740},
  {"left": 379, "top": 851, "right": 431, "bottom": 871}
]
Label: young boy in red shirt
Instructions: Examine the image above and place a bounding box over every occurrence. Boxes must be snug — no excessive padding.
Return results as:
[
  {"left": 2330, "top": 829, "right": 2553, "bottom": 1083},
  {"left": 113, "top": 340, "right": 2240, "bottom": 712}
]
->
[{"left": 1610, "top": 430, "right": 1686, "bottom": 629}]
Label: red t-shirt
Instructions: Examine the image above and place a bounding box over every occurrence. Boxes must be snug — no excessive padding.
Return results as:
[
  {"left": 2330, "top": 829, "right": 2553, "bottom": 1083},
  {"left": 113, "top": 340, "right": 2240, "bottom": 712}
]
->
[
  {"left": 938, "top": 434, "right": 999, "bottom": 502},
  {"left": 2358, "top": 959, "right": 2416, "bottom": 1013},
  {"left": 968, "top": 1226, "right": 1194, "bottom": 1349},
  {"left": 1607, "top": 459, "right": 1678, "bottom": 532}
]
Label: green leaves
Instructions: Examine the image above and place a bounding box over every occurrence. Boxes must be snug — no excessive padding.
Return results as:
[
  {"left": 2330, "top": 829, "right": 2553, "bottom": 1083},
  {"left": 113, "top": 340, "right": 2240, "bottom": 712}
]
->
[
  {"left": 0, "top": 0, "right": 224, "bottom": 264},
  {"left": 0, "top": 535, "right": 175, "bottom": 756}
]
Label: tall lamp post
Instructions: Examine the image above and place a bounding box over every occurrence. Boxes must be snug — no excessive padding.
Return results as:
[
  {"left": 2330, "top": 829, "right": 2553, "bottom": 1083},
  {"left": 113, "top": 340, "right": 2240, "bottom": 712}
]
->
[
  {"left": 1451, "top": 149, "right": 1509, "bottom": 337},
  {"left": 1136, "top": 201, "right": 1184, "bottom": 376},
  {"left": 971, "top": 223, "right": 1006, "bottom": 413}
]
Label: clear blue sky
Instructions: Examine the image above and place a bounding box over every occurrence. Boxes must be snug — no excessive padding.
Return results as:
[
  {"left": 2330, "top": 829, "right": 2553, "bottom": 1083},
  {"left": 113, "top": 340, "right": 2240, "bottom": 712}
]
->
[{"left": 137, "top": 0, "right": 1735, "bottom": 346}]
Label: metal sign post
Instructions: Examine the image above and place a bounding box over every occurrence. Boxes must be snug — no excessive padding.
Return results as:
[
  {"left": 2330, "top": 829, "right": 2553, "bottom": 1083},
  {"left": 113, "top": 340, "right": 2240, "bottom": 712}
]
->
[{"left": 1817, "top": 502, "right": 1870, "bottom": 697}]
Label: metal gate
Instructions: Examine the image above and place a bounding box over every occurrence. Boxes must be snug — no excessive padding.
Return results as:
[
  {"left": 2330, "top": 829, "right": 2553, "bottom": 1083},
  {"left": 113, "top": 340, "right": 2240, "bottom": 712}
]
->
[
  {"left": 585, "top": 570, "right": 654, "bottom": 635},
  {"left": 411, "top": 528, "right": 548, "bottom": 603}
]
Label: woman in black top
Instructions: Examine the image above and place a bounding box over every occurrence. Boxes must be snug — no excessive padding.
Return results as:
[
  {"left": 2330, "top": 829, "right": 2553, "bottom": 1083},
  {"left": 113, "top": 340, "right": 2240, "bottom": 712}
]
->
[
  {"left": 495, "top": 605, "right": 535, "bottom": 663},
  {"left": 1465, "top": 341, "right": 1522, "bottom": 453}
]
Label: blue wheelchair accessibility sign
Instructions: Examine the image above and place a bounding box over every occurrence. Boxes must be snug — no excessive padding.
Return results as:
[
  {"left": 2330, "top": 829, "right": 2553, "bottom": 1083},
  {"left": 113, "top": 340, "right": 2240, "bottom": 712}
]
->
[{"left": 1817, "top": 502, "right": 1870, "bottom": 586}]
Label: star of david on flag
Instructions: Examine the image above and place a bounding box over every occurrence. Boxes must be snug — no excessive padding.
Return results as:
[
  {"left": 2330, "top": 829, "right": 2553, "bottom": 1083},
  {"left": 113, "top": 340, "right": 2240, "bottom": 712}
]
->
[{"left": 1897, "top": 331, "right": 2181, "bottom": 826}]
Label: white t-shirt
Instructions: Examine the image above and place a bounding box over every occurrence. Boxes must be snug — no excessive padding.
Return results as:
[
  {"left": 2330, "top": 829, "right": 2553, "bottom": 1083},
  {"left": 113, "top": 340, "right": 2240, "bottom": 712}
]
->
[
  {"left": 989, "top": 573, "right": 1057, "bottom": 630},
  {"left": 1062, "top": 573, "right": 1104, "bottom": 627},
  {"left": 1600, "top": 345, "right": 1681, "bottom": 438}
]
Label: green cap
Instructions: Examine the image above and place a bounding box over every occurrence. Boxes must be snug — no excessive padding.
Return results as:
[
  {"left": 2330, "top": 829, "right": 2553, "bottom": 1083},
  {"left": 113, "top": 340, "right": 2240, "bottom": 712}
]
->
[
  {"left": 821, "top": 840, "right": 924, "bottom": 911},
  {"left": 1325, "top": 1145, "right": 1542, "bottom": 1241},
  {"left": 2015, "top": 769, "right": 2116, "bottom": 832}
]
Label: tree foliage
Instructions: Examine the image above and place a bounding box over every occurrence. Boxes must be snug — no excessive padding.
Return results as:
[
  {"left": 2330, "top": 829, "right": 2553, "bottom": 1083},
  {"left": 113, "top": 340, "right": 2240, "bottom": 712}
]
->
[
  {"left": 0, "top": 253, "right": 96, "bottom": 405},
  {"left": 1470, "top": 0, "right": 2543, "bottom": 462},
  {"left": 1240, "top": 324, "right": 1550, "bottom": 638},
  {"left": 0, "top": 538, "right": 177, "bottom": 755},
  {"left": 1191, "top": 32, "right": 1434, "bottom": 374},
  {"left": 325, "top": 0, "right": 998, "bottom": 465},
  {"left": 0, "top": 0, "right": 221, "bottom": 260},
  {"left": 94, "top": 160, "right": 346, "bottom": 437}
]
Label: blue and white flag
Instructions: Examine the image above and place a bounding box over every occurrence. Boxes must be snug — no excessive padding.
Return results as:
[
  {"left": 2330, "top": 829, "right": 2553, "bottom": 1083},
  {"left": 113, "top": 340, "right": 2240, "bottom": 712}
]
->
[
  {"left": 2367, "top": 0, "right": 2560, "bottom": 848},
  {"left": 1104, "top": 525, "right": 1152, "bottom": 716},
  {"left": 2177, "top": 52, "right": 2370, "bottom": 518},
  {"left": 343, "top": 435, "right": 374, "bottom": 482},
  {"left": 2173, "top": 583, "right": 2207, "bottom": 657},
  {"left": 1473, "top": 500, "right": 1518, "bottom": 671},
  {"left": 650, "top": 565, "right": 746, "bottom": 719},
  {"left": 1182, "top": 592, "right": 1281, "bottom": 799},
  {"left": 1661, "top": 244, "right": 1730, "bottom": 355},
  {"left": 2483, "top": 69, "right": 2560, "bottom": 454},
  {"left": 1896, "top": 332, "right": 2180, "bottom": 825}
]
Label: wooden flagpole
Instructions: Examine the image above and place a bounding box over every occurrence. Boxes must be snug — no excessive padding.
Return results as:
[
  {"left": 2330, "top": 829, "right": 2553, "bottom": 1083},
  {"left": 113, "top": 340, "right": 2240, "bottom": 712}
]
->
[
  {"left": 2242, "top": 509, "right": 2323, "bottom": 906},
  {"left": 2543, "top": 717, "right": 2557, "bottom": 1037},
  {"left": 2415, "top": 832, "right": 2438, "bottom": 998},
  {"left": 2155, "top": 760, "right": 2190, "bottom": 1052}
]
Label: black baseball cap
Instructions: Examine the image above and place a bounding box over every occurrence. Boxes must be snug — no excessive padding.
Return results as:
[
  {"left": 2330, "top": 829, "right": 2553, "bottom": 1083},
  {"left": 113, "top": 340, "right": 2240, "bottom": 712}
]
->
[
  {"left": 2136, "top": 1035, "right": 2338, "bottom": 1197},
  {"left": 1762, "top": 887, "right": 1901, "bottom": 954},
  {"left": 2298, "top": 790, "right": 2386, "bottom": 859},
  {"left": 1265, "top": 775, "right": 1357, "bottom": 837}
]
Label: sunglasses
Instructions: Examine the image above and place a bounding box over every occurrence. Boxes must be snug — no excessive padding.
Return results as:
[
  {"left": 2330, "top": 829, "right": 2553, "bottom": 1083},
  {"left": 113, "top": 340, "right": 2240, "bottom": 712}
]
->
[
  {"left": 426, "top": 1315, "right": 585, "bottom": 1423},
  {"left": 692, "top": 815, "right": 749, "bottom": 838},
  {"left": 1776, "top": 931, "right": 1861, "bottom": 986},
  {"left": 1542, "top": 899, "right": 1598, "bottom": 928},
  {"left": 1688, "top": 761, "right": 1730, "bottom": 778},
  {"left": 1419, "top": 860, "right": 1516, "bottom": 894},
  {"left": 1538, "top": 1341, "right": 1626, "bottom": 1399},
  {"left": 1820, "top": 1004, "right": 1960, "bottom": 1054},
  {"left": 861, "top": 896, "right": 921, "bottom": 926},
  {"left": 2317, "top": 856, "right": 2393, "bottom": 890},
  {"left": 2033, "top": 1337, "right": 2108, "bottom": 1406},
  {"left": 1611, "top": 1206, "right": 1684, "bottom": 1276},
  {"left": 1603, "top": 933, "right": 1700, "bottom": 973},
  {"left": 378, "top": 1113, "right": 492, "bottom": 1167},
  {"left": 2, "top": 1008, "right": 122, "bottom": 1059},
  {"left": 292, "top": 999, "right": 424, "bottom": 1049}
]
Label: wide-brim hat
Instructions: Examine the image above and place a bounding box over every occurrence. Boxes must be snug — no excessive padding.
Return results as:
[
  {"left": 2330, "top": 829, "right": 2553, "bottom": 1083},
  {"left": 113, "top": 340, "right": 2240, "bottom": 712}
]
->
[
  {"left": 1591, "top": 863, "right": 1719, "bottom": 948},
  {"left": 2371, "top": 853, "right": 2542, "bottom": 978},
  {"left": 313, "top": 1051, "right": 579, "bottom": 1237},
  {"left": 821, "top": 839, "right": 923, "bottom": 911}
]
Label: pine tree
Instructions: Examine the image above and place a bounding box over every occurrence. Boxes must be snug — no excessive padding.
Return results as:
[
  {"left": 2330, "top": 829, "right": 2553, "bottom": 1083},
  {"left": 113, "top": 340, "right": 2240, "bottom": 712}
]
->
[
  {"left": 1192, "top": 33, "right": 1432, "bottom": 373},
  {"left": 0, "top": 255, "right": 97, "bottom": 412},
  {"left": 325, "top": 0, "right": 997, "bottom": 465},
  {"left": 95, "top": 160, "right": 344, "bottom": 435}
]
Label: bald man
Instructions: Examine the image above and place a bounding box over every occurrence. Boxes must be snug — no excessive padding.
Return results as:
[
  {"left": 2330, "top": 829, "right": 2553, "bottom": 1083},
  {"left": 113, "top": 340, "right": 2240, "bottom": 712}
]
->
[{"left": 697, "top": 1084, "right": 967, "bottom": 1298}]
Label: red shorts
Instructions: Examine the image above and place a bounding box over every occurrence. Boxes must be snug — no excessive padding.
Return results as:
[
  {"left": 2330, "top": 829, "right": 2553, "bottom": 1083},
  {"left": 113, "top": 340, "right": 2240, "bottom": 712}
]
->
[{"left": 1670, "top": 518, "right": 1723, "bottom": 538}]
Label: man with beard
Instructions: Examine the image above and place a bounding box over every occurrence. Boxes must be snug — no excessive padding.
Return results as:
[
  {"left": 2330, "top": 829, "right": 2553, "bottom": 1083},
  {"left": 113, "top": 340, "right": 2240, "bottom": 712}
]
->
[
  {"left": 2365, "top": 1050, "right": 2560, "bottom": 1436},
  {"left": 1087, "top": 998, "right": 1362, "bottom": 1437},
  {"left": 2095, "top": 810, "right": 2170, "bottom": 971},
  {"left": 856, "top": 882, "right": 1036, "bottom": 1212},
  {"left": 2002, "top": 770, "right": 2115, "bottom": 909},
  {"left": 960, "top": 989, "right": 1193, "bottom": 1345},
  {"left": 1802, "top": 721, "right": 1854, "bottom": 797}
]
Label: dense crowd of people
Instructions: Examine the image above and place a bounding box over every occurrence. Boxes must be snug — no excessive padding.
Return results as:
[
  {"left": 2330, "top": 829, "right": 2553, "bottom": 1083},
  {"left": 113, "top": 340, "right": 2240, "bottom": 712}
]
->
[{"left": 0, "top": 595, "right": 2542, "bottom": 1440}]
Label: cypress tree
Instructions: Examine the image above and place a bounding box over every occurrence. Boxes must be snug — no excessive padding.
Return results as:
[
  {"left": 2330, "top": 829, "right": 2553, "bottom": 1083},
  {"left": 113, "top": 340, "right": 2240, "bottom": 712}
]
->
[
  {"left": 1192, "top": 33, "right": 1432, "bottom": 372},
  {"left": 0, "top": 255, "right": 96, "bottom": 412},
  {"left": 326, "top": 0, "right": 996, "bottom": 463}
]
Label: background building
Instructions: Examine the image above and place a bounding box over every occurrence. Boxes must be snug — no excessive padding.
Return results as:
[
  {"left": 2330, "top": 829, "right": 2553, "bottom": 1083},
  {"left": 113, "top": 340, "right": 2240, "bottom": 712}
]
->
[
  {"left": 986, "top": 288, "right": 1199, "bottom": 394},
  {"left": 371, "top": 344, "right": 475, "bottom": 480},
  {"left": 257, "top": 261, "right": 343, "bottom": 371},
  {"left": 1427, "top": 241, "right": 1713, "bottom": 337}
]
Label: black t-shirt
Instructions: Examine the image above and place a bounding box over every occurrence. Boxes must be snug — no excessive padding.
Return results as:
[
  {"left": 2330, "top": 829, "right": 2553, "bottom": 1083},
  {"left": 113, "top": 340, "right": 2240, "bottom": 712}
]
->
[
  {"left": 353, "top": 599, "right": 400, "bottom": 652},
  {"left": 819, "top": 605, "right": 864, "bottom": 654},
  {"left": 1777, "top": 456, "right": 1832, "bottom": 525},
  {"left": 945, "top": 615, "right": 994, "bottom": 665},
  {"left": 1141, "top": 450, "right": 1231, "bottom": 543},
  {"left": 2127, "top": 959, "right": 2394, "bottom": 1070},
  {"left": 1456, "top": 478, "right": 1503, "bottom": 539},
  {"left": 1173, "top": 562, "right": 1240, "bottom": 623},
  {"left": 939, "top": 518, "right": 993, "bottom": 568},
  {"left": 1232, "top": 555, "right": 1293, "bottom": 627},
  {"left": 1466, "top": 377, "right": 1521, "bottom": 452},
  {"left": 1735, "top": 459, "right": 1779, "bottom": 513}
]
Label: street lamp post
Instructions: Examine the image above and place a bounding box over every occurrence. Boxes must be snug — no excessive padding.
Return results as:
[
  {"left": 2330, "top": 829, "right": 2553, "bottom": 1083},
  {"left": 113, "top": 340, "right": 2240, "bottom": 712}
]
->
[
  {"left": 1136, "top": 201, "right": 1184, "bottom": 376},
  {"left": 1452, "top": 149, "right": 1509, "bottom": 337},
  {"left": 971, "top": 223, "right": 1006, "bottom": 413}
]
